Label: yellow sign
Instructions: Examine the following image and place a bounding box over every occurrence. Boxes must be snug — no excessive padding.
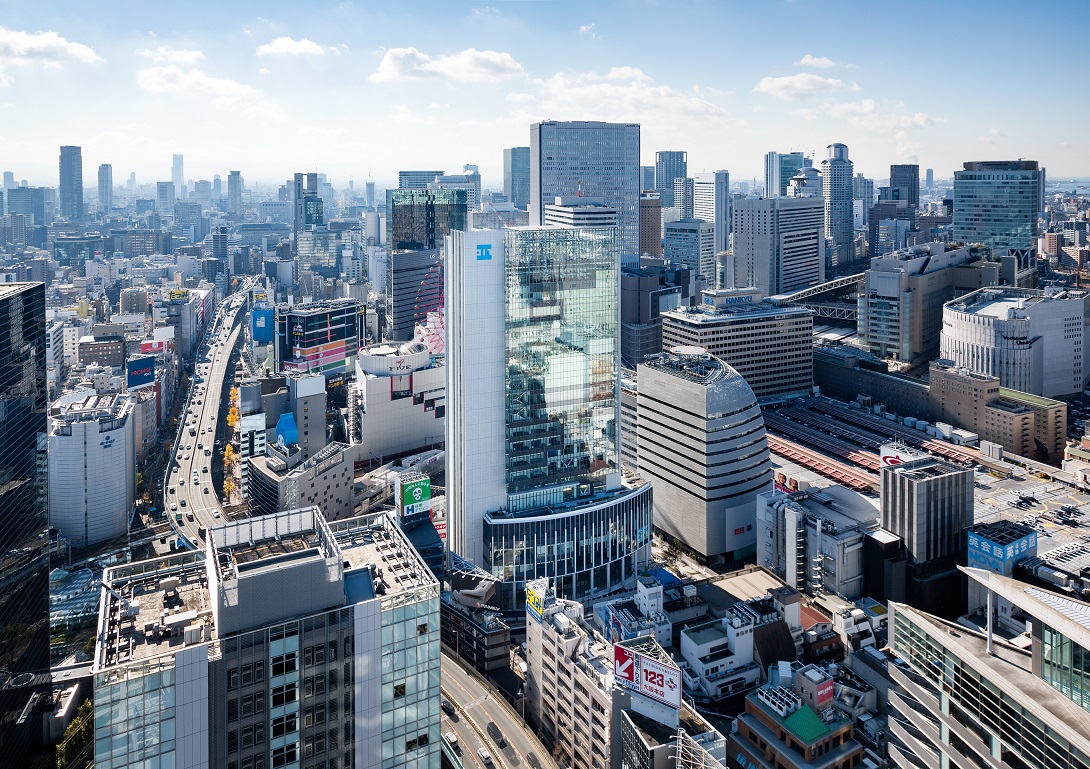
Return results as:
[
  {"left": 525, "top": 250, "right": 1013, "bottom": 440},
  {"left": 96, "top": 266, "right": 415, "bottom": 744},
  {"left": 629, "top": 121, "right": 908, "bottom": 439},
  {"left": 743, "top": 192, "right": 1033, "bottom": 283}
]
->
[
  {"left": 526, "top": 584, "right": 544, "bottom": 622},
  {"left": 255, "top": 292, "right": 268, "bottom": 301},
  {"left": 168, "top": 288, "right": 190, "bottom": 302}
]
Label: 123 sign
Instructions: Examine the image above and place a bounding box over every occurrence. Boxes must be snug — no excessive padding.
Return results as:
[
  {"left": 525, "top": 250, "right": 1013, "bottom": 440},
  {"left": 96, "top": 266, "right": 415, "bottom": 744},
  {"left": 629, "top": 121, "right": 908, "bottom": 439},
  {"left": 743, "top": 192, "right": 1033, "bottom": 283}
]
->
[{"left": 638, "top": 656, "right": 682, "bottom": 709}]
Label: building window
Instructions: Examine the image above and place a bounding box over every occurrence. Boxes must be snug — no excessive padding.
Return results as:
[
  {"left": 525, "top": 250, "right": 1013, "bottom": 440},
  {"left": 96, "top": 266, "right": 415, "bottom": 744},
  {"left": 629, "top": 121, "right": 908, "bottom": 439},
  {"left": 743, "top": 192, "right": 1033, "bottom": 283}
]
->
[
  {"left": 272, "top": 683, "right": 297, "bottom": 708},
  {"left": 272, "top": 653, "right": 297, "bottom": 677},
  {"left": 271, "top": 744, "right": 297, "bottom": 768}
]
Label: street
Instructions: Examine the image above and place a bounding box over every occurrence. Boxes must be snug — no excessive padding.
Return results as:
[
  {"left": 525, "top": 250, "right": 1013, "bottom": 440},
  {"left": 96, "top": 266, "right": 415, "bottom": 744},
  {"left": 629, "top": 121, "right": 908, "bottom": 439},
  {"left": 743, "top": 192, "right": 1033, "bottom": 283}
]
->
[{"left": 441, "top": 651, "right": 555, "bottom": 769}]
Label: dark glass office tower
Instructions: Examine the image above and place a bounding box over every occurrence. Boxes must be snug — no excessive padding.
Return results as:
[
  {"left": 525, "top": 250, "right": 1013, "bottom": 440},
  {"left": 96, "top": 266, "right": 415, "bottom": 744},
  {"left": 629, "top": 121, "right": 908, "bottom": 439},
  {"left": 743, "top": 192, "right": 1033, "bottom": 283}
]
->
[
  {"left": 58, "top": 145, "right": 84, "bottom": 222},
  {"left": 387, "top": 188, "right": 467, "bottom": 251},
  {"left": 0, "top": 283, "right": 49, "bottom": 764}
]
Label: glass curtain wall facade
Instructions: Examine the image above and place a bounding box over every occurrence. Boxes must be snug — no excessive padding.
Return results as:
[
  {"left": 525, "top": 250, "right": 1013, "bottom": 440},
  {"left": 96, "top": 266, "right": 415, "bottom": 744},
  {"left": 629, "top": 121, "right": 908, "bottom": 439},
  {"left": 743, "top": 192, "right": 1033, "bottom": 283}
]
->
[
  {"left": 1042, "top": 623, "right": 1090, "bottom": 712},
  {"left": 0, "top": 283, "right": 49, "bottom": 766},
  {"left": 387, "top": 189, "right": 468, "bottom": 251},
  {"left": 953, "top": 161, "right": 1041, "bottom": 250}
]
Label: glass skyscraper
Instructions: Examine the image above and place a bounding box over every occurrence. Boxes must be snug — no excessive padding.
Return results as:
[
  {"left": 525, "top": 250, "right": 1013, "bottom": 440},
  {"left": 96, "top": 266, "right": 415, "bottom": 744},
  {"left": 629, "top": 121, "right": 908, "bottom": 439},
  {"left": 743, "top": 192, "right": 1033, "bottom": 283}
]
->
[
  {"left": 0, "top": 283, "right": 50, "bottom": 765},
  {"left": 387, "top": 189, "right": 467, "bottom": 252},
  {"left": 953, "top": 160, "right": 1043, "bottom": 250},
  {"left": 764, "top": 151, "right": 805, "bottom": 198},
  {"left": 654, "top": 150, "right": 687, "bottom": 208},
  {"left": 503, "top": 146, "right": 530, "bottom": 211},
  {"left": 59, "top": 145, "right": 84, "bottom": 222},
  {"left": 530, "top": 121, "right": 642, "bottom": 258},
  {"left": 447, "top": 226, "right": 652, "bottom": 611}
]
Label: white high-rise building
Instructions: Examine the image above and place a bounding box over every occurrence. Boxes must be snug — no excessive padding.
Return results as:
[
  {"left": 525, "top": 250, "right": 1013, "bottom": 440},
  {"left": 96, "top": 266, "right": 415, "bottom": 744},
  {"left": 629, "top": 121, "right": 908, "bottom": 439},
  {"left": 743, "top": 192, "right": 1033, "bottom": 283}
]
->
[
  {"left": 728, "top": 195, "right": 825, "bottom": 296},
  {"left": 156, "top": 180, "right": 176, "bottom": 214},
  {"left": 940, "top": 286, "right": 1088, "bottom": 398},
  {"left": 821, "top": 143, "right": 854, "bottom": 266},
  {"left": 97, "top": 164, "right": 112, "bottom": 214},
  {"left": 664, "top": 219, "right": 716, "bottom": 285},
  {"left": 171, "top": 153, "right": 184, "bottom": 198},
  {"left": 693, "top": 170, "right": 730, "bottom": 254},
  {"left": 764, "top": 151, "right": 805, "bottom": 198},
  {"left": 531, "top": 120, "right": 641, "bottom": 258},
  {"left": 48, "top": 392, "right": 135, "bottom": 547},
  {"left": 446, "top": 226, "right": 652, "bottom": 608},
  {"left": 430, "top": 163, "right": 482, "bottom": 210}
]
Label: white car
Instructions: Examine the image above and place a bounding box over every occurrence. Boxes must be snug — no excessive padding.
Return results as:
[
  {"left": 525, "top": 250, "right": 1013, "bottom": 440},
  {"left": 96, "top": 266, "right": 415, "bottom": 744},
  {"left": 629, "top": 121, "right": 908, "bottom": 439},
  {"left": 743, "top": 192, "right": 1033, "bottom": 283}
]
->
[{"left": 477, "top": 748, "right": 493, "bottom": 766}]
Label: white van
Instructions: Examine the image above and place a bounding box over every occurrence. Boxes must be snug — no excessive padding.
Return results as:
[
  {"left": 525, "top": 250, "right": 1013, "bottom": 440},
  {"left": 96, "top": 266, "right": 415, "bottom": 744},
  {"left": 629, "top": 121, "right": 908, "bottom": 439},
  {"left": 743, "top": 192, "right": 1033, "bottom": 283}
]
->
[{"left": 444, "top": 732, "right": 460, "bottom": 753}]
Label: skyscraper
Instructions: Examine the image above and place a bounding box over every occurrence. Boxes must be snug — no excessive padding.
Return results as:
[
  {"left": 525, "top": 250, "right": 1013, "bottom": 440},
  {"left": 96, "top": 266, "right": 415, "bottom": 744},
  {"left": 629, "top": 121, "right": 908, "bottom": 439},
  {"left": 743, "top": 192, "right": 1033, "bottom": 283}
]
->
[
  {"left": 59, "top": 144, "right": 84, "bottom": 221},
  {"left": 764, "top": 151, "right": 805, "bottom": 198},
  {"left": 171, "top": 153, "right": 184, "bottom": 197},
  {"left": 227, "top": 170, "right": 243, "bottom": 215},
  {"left": 97, "top": 163, "right": 113, "bottom": 214},
  {"left": 664, "top": 219, "right": 715, "bottom": 284},
  {"left": 821, "top": 143, "right": 854, "bottom": 266},
  {"left": 953, "top": 160, "right": 1043, "bottom": 250},
  {"left": 889, "top": 163, "right": 920, "bottom": 210},
  {"left": 398, "top": 170, "right": 444, "bottom": 190},
  {"left": 640, "top": 165, "right": 655, "bottom": 192},
  {"left": 729, "top": 195, "right": 825, "bottom": 296},
  {"left": 156, "top": 180, "right": 176, "bottom": 214},
  {"left": 0, "top": 283, "right": 50, "bottom": 765},
  {"left": 531, "top": 120, "right": 641, "bottom": 257},
  {"left": 672, "top": 177, "right": 694, "bottom": 219},
  {"left": 693, "top": 170, "right": 730, "bottom": 254},
  {"left": 446, "top": 226, "right": 652, "bottom": 609},
  {"left": 639, "top": 192, "right": 662, "bottom": 256},
  {"left": 925, "top": 167, "right": 934, "bottom": 189},
  {"left": 655, "top": 150, "right": 687, "bottom": 207},
  {"left": 503, "top": 146, "right": 530, "bottom": 210}
]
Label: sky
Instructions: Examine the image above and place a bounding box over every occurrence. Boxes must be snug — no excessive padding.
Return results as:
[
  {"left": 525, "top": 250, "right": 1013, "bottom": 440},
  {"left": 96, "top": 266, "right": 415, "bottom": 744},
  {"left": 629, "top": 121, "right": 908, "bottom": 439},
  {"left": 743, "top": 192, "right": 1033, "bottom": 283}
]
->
[{"left": 1, "top": 0, "right": 1088, "bottom": 190}]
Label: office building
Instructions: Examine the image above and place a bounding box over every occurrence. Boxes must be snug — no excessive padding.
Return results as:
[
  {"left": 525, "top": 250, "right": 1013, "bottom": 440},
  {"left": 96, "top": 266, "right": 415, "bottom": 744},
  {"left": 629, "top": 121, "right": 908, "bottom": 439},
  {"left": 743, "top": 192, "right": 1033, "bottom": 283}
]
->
[
  {"left": 853, "top": 173, "right": 874, "bottom": 233},
  {"left": 353, "top": 339, "right": 445, "bottom": 461},
  {"left": 446, "top": 227, "right": 652, "bottom": 609},
  {"left": 292, "top": 172, "right": 324, "bottom": 247},
  {"left": 953, "top": 160, "right": 1043, "bottom": 250},
  {"left": 693, "top": 170, "right": 730, "bottom": 254},
  {"left": 765, "top": 151, "right": 806, "bottom": 198},
  {"left": 386, "top": 249, "right": 440, "bottom": 342},
  {"left": 728, "top": 195, "right": 825, "bottom": 296},
  {"left": 227, "top": 170, "right": 243, "bottom": 215},
  {"left": 655, "top": 150, "right": 687, "bottom": 207},
  {"left": 0, "top": 284, "right": 49, "bottom": 765},
  {"left": 673, "top": 176, "right": 694, "bottom": 219},
  {"left": 503, "top": 146, "right": 530, "bottom": 210},
  {"left": 787, "top": 158, "right": 822, "bottom": 198},
  {"left": 868, "top": 192, "right": 914, "bottom": 256},
  {"left": 430, "top": 164, "right": 481, "bottom": 210},
  {"left": 274, "top": 298, "right": 364, "bottom": 380},
  {"left": 641, "top": 165, "right": 655, "bottom": 192},
  {"left": 172, "top": 153, "right": 184, "bottom": 197},
  {"left": 821, "top": 143, "right": 854, "bottom": 266},
  {"left": 881, "top": 455, "right": 974, "bottom": 617},
  {"left": 156, "top": 181, "right": 177, "bottom": 215},
  {"left": 639, "top": 192, "right": 662, "bottom": 256},
  {"left": 398, "top": 170, "right": 444, "bottom": 190},
  {"left": 888, "top": 568, "right": 1090, "bottom": 769},
  {"left": 889, "top": 163, "right": 920, "bottom": 212},
  {"left": 620, "top": 261, "right": 692, "bottom": 369},
  {"left": 386, "top": 188, "right": 467, "bottom": 252},
  {"left": 940, "top": 286, "right": 1087, "bottom": 398},
  {"left": 664, "top": 219, "right": 716, "bottom": 284},
  {"left": 531, "top": 120, "right": 641, "bottom": 257},
  {"left": 757, "top": 485, "right": 880, "bottom": 600},
  {"left": 98, "top": 163, "right": 113, "bottom": 214},
  {"left": 929, "top": 360, "right": 1067, "bottom": 464},
  {"left": 661, "top": 291, "right": 813, "bottom": 400},
  {"left": 636, "top": 347, "right": 771, "bottom": 560},
  {"left": 92, "top": 507, "right": 441, "bottom": 769},
  {"left": 925, "top": 168, "right": 934, "bottom": 189},
  {"left": 47, "top": 392, "right": 135, "bottom": 547},
  {"left": 248, "top": 441, "right": 356, "bottom": 520},
  {"left": 6, "top": 186, "right": 47, "bottom": 226},
  {"left": 59, "top": 144, "right": 84, "bottom": 221},
  {"left": 857, "top": 242, "right": 1001, "bottom": 363}
]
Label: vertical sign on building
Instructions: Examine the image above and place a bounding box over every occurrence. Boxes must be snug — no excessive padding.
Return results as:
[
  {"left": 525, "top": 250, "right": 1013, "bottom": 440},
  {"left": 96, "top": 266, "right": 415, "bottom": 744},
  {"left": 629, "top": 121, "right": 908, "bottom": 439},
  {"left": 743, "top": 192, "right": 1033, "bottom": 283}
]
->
[{"left": 395, "top": 472, "right": 431, "bottom": 518}]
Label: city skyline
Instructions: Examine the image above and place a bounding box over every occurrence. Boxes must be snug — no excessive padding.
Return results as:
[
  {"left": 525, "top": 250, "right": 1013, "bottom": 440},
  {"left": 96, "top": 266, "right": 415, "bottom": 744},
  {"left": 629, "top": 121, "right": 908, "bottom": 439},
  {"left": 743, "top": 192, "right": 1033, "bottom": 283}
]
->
[{"left": 2, "top": 1, "right": 1089, "bottom": 186}]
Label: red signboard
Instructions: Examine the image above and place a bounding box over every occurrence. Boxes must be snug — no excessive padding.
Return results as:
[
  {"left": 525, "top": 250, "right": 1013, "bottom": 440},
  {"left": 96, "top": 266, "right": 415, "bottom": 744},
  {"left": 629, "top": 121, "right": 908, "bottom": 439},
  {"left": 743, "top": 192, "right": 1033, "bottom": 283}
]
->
[
  {"left": 816, "top": 679, "right": 835, "bottom": 706},
  {"left": 613, "top": 646, "right": 636, "bottom": 685}
]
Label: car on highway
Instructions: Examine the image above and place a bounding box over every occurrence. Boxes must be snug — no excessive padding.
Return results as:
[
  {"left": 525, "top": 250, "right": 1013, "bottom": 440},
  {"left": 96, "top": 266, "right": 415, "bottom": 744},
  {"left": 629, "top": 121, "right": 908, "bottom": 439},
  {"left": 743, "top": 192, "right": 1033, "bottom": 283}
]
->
[
  {"left": 477, "top": 748, "right": 493, "bottom": 766},
  {"left": 170, "top": 503, "right": 177, "bottom": 512},
  {"left": 443, "top": 733, "right": 460, "bottom": 754},
  {"left": 180, "top": 499, "right": 187, "bottom": 507},
  {"left": 441, "top": 700, "right": 455, "bottom": 716},
  {"left": 204, "top": 487, "right": 210, "bottom": 494},
  {"left": 212, "top": 510, "right": 220, "bottom": 518},
  {"left": 486, "top": 722, "right": 508, "bottom": 749}
]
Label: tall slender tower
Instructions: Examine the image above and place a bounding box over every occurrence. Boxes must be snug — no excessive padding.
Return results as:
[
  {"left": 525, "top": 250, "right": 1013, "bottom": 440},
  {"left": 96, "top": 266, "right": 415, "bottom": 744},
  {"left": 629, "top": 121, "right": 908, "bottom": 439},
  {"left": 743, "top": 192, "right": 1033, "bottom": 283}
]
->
[
  {"left": 59, "top": 145, "right": 84, "bottom": 221},
  {"left": 446, "top": 226, "right": 652, "bottom": 609},
  {"left": 655, "top": 150, "right": 688, "bottom": 208},
  {"left": 171, "top": 153, "right": 185, "bottom": 198},
  {"left": 97, "top": 164, "right": 113, "bottom": 214},
  {"left": 821, "top": 143, "right": 854, "bottom": 266},
  {"left": 227, "top": 170, "right": 243, "bottom": 215}
]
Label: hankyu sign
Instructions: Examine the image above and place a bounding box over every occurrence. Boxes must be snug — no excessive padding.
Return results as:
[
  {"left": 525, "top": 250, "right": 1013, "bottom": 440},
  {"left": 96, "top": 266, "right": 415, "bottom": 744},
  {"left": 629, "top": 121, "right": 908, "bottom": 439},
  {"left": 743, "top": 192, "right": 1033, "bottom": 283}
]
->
[{"left": 612, "top": 645, "right": 682, "bottom": 709}]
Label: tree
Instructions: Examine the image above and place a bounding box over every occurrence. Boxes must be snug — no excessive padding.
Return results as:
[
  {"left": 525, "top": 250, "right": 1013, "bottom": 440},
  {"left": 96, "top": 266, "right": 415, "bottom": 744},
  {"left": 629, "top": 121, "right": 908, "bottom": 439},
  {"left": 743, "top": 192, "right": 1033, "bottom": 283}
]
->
[
  {"left": 226, "top": 406, "right": 239, "bottom": 428},
  {"left": 223, "top": 444, "right": 236, "bottom": 467},
  {"left": 56, "top": 698, "right": 93, "bottom": 769},
  {"left": 230, "top": 387, "right": 239, "bottom": 406},
  {"left": 223, "top": 477, "right": 236, "bottom": 499}
]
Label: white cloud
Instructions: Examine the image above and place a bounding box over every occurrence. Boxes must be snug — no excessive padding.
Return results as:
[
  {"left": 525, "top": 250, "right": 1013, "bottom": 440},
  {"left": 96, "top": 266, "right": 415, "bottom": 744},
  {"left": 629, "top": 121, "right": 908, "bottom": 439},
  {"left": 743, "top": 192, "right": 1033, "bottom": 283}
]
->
[
  {"left": 255, "top": 37, "right": 340, "bottom": 56},
  {"left": 754, "top": 72, "right": 859, "bottom": 100},
  {"left": 370, "top": 47, "right": 524, "bottom": 83},
  {"left": 506, "top": 66, "right": 727, "bottom": 126},
  {"left": 0, "top": 25, "right": 102, "bottom": 86},
  {"left": 794, "top": 54, "right": 836, "bottom": 69},
  {"left": 579, "top": 23, "right": 598, "bottom": 39},
  {"left": 136, "top": 46, "right": 204, "bottom": 65},
  {"left": 135, "top": 65, "right": 280, "bottom": 118},
  {"left": 822, "top": 99, "right": 938, "bottom": 131}
]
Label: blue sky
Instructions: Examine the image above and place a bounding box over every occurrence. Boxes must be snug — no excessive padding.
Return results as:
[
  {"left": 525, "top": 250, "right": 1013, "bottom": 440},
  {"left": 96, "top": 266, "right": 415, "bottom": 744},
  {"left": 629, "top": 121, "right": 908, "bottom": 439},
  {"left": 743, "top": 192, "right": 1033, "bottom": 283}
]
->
[{"left": 1, "top": 1, "right": 1086, "bottom": 189}]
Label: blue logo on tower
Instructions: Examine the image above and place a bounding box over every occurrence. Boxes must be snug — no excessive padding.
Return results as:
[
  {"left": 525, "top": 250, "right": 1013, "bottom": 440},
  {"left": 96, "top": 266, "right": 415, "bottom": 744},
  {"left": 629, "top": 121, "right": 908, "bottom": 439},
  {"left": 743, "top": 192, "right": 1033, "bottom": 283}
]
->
[{"left": 476, "top": 244, "right": 492, "bottom": 261}]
